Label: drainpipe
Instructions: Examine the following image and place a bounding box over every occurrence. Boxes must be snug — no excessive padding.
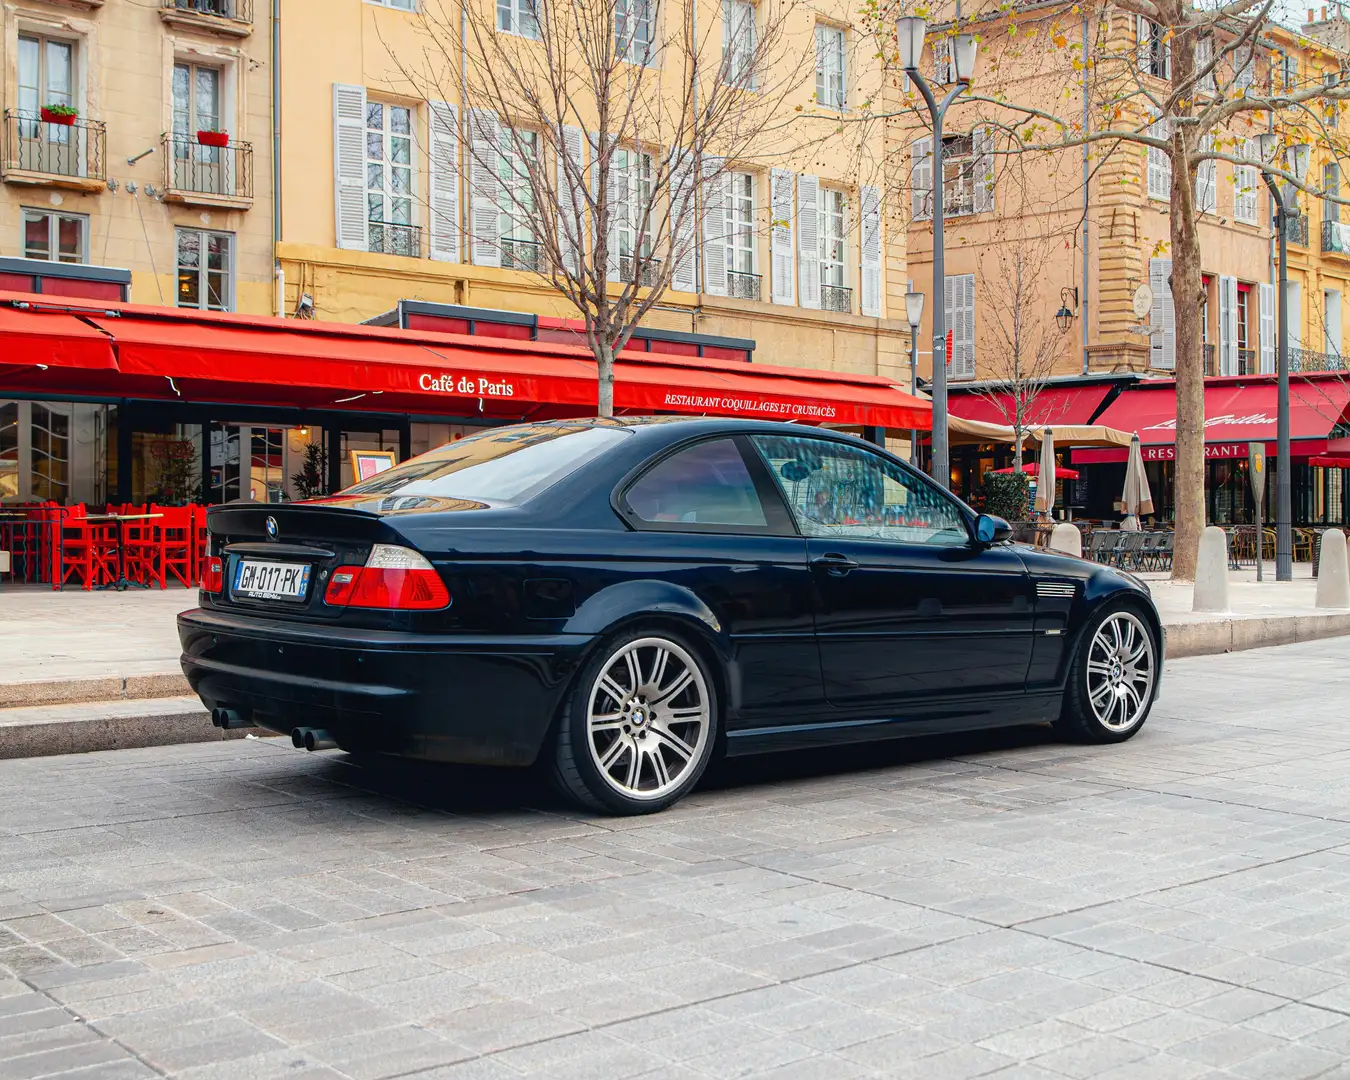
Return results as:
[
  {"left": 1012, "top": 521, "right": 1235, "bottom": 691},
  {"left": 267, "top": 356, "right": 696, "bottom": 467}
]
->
[
  {"left": 1081, "top": 8, "right": 1090, "bottom": 374},
  {"left": 272, "top": 0, "right": 283, "bottom": 316}
]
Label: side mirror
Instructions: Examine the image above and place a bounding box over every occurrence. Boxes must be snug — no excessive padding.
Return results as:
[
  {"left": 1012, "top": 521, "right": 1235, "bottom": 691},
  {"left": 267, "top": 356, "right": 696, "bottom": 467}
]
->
[{"left": 975, "top": 514, "right": 1013, "bottom": 545}]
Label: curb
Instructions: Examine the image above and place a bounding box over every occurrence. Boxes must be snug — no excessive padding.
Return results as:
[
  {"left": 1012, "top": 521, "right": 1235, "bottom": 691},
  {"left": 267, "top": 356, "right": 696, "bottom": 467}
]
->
[
  {"left": 1164, "top": 611, "right": 1350, "bottom": 658},
  {"left": 0, "top": 672, "right": 190, "bottom": 710},
  {"left": 0, "top": 702, "right": 260, "bottom": 761}
]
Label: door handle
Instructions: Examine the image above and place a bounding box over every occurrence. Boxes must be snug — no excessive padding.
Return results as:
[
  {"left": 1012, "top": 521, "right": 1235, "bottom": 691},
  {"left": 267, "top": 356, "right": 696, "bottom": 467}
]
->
[{"left": 811, "top": 552, "right": 859, "bottom": 576}]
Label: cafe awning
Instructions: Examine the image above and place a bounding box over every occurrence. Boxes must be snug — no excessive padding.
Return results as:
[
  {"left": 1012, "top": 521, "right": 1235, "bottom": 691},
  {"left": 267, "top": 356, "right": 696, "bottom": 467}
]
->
[
  {"left": 949, "top": 383, "right": 1114, "bottom": 428},
  {"left": 947, "top": 415, "right": 1133, "bottom": 448}
]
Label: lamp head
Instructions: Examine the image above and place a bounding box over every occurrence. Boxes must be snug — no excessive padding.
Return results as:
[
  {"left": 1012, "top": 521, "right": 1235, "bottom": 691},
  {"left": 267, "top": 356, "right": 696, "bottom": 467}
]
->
[
  {"left": 904, "top": 289, "right": 925, "bottom": 328},
  {"left": 952, "top": 33, "right": 977, "bottom": 82},
  {"left": 1289, "top": 143, "right": 1312, "bottom": 183},
  {"left": 1256, "top": 132, "right": 1279, "bottom": 165},
  {"left": 897, "top": 16, "right": 927, "bottom": 71}
]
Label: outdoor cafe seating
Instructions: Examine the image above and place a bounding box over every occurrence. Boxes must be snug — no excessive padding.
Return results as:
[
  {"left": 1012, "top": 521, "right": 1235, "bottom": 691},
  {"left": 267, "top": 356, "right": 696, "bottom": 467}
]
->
[{"left": 0, "top": 502, "right": 210, "bottom": 591}]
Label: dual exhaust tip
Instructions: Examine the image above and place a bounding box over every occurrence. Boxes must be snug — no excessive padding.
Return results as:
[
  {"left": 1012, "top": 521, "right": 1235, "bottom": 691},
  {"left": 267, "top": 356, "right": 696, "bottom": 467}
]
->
[{"left": 210, "top": 707, "right": 336, "bottom": 752}]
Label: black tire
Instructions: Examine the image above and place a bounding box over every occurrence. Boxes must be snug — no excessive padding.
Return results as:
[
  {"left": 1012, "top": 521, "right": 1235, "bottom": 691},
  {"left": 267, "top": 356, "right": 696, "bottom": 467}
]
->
[
  {"left": 1055, "top": 602, "right": 1159, "bottom": 744},
  {"left": 552, "top": 627, "right": 720, "bottom": 815}
]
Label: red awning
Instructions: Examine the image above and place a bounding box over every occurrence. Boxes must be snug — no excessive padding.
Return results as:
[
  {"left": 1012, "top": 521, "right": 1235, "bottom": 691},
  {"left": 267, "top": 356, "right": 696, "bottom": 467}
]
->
[
  {"left": 1309, "top": 456, "right": 1350, "bottom": 468},
  {"left": 949, "top": 384, "right": 1113, "bottom": 428},
  {"left": 0, "top": 306, "right": 116, "bottom": 387},
  {"left": 992, "top": 463, "right": 1080, "bottom": 479}
]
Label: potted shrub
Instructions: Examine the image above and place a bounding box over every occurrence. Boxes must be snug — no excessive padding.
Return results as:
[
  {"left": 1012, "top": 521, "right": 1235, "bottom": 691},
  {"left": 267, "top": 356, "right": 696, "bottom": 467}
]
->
[
  {"left": 40, "top": 104, "right": 78, "bottom": 126},
  {"left": 197, "top": 128, "right": 229, "bottom": 147}
]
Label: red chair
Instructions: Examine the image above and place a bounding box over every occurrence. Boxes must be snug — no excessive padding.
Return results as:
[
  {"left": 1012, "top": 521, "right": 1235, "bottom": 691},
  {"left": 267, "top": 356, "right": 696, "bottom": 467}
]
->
[
  {"left": 121, "top": 505, "right": 164, "bottom": 588},
  {"left": 153, "top": 505, "right": 195, "bottom": 589},
  {"left": 50, "top": 505, "right": 117, "bottom": 591}
]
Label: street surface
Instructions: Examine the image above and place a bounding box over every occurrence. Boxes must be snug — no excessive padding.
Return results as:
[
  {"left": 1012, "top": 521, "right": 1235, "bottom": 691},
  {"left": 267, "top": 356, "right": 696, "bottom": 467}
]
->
[{"left": 4, "top": 641, "right": 1350, "bottom": 1080}]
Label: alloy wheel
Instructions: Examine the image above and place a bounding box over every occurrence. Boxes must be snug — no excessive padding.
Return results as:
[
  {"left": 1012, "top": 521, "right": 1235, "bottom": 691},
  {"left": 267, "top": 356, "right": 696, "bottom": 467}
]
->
[
  {"left": 585, "top": 637, "right": 711, "bottom": 801},
  {"left": 1085, "top": 611, "right": 1155, "bottom": 732}
]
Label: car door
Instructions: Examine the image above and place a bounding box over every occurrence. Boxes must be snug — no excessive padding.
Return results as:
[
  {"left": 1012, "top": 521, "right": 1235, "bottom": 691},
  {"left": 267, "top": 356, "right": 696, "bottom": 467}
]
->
[
  {"left": 748, "top": 433, "right": 1035, "bottom": 713},
  {"left": 615, "top": 435, "right": 824, "bottom": 725}
]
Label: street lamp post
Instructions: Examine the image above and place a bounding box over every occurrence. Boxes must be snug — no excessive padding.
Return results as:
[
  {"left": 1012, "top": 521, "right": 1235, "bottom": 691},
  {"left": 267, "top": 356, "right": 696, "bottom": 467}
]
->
[
  {"left": 905, "top": 289, "right": 925, "bottom": 466},
  {"left": 1256, "top": 135, "right": 1310, "bottom": 583},
  {"left": 898, "top": 18, "right": 976, "bottom": 490}
]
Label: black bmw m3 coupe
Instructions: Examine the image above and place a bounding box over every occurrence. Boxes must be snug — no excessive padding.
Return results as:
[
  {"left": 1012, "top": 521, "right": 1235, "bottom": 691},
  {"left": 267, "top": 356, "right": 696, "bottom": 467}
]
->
[{"left": 179, "top": 417, "right": 1162, "bottom": 815}]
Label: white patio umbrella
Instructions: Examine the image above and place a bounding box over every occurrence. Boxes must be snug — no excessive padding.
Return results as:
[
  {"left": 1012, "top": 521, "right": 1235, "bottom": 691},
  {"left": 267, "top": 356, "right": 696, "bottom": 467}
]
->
[
  {"left": 1120, "top": 433, "right": 1154, "bottom": 531},
  {"left": 1034, "top": 428, "right": 1056, "bottom": 517}
]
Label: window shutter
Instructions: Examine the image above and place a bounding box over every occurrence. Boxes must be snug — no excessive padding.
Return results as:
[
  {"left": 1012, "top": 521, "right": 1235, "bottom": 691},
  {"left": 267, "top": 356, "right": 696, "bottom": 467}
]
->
[
  {"left": 427, "top": 101, "right": 460, "bottom": 263},
  {"left": 797, "top": 173, "right": 820, "bottom": 309},
  {"left": 957, "top": 274, "right": 975, "bottom": 378},
  {"left": 608, "top": 143, "right": 631, "bottom": 284},
  {"left": 1150, "top": 257, "right": 1175, "bottom": 369},
  {"left": 814, "top": 27, "right": 826, "bottom": 104},
  {"left": 934, "top": 39, "right": 952, "bottom": 83},
  {"left": 1219, "top": 275, "right": 1238, "bottom": 375},
  {"left": 770, "top": 168, "right": 795, "bottom": 304},
  {"left": 1136, "top": 15, "right": 1149, "bottom": 70},
  {"left": 973, "top": 127, "right": 995, "bottom": 214},
  {"left": 1234, "top": 138, "right": 1258, "bottom": 225},
  {"left": 556, "top": 125, "right": 585, "bottom": 276},
  {"left": 332, "top": 83, "right": 368, "bottom": 251},
  {"left": 1195, "top": 134, "right": 1216, "bottom": 215},
  {"left": 670, "top": 148, "right": 698, "bottom": 292},
  {"left": 911, "top": 136, "right": 933, "bottom": 221},
  {"left": 1146, "top": 116, "right": 1171, "bottom": 201},
  {"left": 701, "top": 155, "right": 728, "bottom": 296},
  {"left": 859, "top": 184, "right": 881, "bottom": 317},
  {"left": 468, "top": 109, "right": 501, "bottom": 267},
  {"left": 1259, "top": 282, "right": 1276, "bottom": 373},
  {"left": 1196, "top": 37, "right": 1215, "bottom": 92}
]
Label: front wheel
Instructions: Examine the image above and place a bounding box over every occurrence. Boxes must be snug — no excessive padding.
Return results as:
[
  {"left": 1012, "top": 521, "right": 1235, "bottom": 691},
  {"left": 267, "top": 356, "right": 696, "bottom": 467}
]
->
[
  {"left": 1055, "top": 605, "right": 1158, "bottom": 743},
  {"left": 552, "top": 630, "right": 719, "bottom": 815}
]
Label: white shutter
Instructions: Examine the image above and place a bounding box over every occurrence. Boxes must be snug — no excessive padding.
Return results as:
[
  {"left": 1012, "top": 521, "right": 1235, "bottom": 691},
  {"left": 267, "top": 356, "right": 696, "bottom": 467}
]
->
[
  {"left": 468, "top": 109, "right": 501, "bottom": 267},
  {"left": 427, "top": 101, "right": 460, "bottom": 263},
  {"left": 669, "top": 149, "right": 698, "bottom": 292},
  {"left": 1147, "top": 117, "right": 1171, "bottom": 201},
  {"left": 797, "top": 173, "right": 820, "bottom": 310},
  {"left": 557, "top": 125, "right": 585, "bottom": 276},
  {"left": 859, "top": 184, "right": 881, "bottom": 317},
  {"left": 934, "top": 39, "right": 952, "bottom": 82},
  {"left": 1136, "top": 15, "right": 1149, "bottom": 69},
  {"left": 770, "top": 168, "right": 795, "bottom": 304},
  {"left": 1196, "top": 37, "right": 1215, "bottom": 92},
  {"left": 1259, "top": 282, "right": 1276, "bottom": 374},
  {"left": 609, "top": 144, "right": 631, "bottom": 284},
  {"left": 1150, "top": 257, "right": 1175, "bottom": 369},
  {"left": 957, "top": 274, "right": 975, "bottom": 378},
  {"left": 1219, "top": 274, "right": 1238, "bottom": 375},
  {"left": 911, "top": 137, "right": 933, "bottom": 221},
  {"left": 973, "top": 127, "right": 995, "bottom": 214},
  {"left": 1196, "top": 135, "right": 1216, "bottom": 215},
  {"left": 701, "top": 155, "right": 728, "bottom": 296},
  {"left": 333, "top": 83, "right": 368, "bottom": 251},
  {"left": 1234, "top": 139, "right": 1259, "bottom": 225}
]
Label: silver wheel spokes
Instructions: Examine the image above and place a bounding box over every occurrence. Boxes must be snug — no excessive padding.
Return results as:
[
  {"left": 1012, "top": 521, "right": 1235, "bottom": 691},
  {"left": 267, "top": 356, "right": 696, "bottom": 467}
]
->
[
  {"left": 587, "top": 638, "right": 710, "bottom": 801},
  {"left": 1086, "top": 612, "right": 1154, "bottom": 732}
]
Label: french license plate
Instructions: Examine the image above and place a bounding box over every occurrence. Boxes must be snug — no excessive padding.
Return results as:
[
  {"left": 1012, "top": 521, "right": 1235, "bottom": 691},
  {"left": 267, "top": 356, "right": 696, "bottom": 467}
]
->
[{"left": 233, "top": 559, "right": 310, "bottom": 601}]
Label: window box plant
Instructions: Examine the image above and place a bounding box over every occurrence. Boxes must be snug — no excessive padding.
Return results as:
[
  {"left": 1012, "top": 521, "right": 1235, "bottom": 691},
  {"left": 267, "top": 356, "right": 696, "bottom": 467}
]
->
[
  {"left": 40, "top": 104, "right": 79, "bottom": 126},
  {"left": 197, "top": 129, "right": 229, "bottom": 147}
]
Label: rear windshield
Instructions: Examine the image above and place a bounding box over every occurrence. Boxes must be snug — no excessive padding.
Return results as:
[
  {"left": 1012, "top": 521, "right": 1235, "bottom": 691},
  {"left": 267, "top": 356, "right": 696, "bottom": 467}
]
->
[{"left": 340, "top": 423, "right": 630, "bottom": 505}]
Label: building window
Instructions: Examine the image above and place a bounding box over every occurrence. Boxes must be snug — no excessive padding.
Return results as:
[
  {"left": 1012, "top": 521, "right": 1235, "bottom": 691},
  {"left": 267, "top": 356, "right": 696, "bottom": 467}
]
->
[
  {"left": 18, "top": 33, "right": 79, "bottom": 174},
  {"left": 176, "top": 228, "right": 233, "bottom": 311},
  {"left": 819, "top": 187, "right": 847, "bottom": 310},
  {"left": 615, "top": 147, "right": 653, "bottom": 278},
  {"left": 172, "top": 62, "right": 221, "bottom": 135},
  {"left": 724, "top": 171, "right": 757, "bottom": 297},
  {"left": 22, "top": 209, "right": 86, "bottom": 263},
  {"left": 498, "top": 128, "right": 538, "bottom": 269},
  {"left": 1326, "top": 163, "right": 1341, "bottom": 224},
  {"left": 1237, "top": 288, "right": 1249, "bottom": 352},
  {"left": 366, "top": 0, "right": 415, "bottom": 9},
  {"left": 941, "top": 133, "right": 978, "bottom": 216},
  {"left": 1137, "top": 17, "right": 1170, "bottom": 79},
  {"left": 366, "top": 101, "right": 416, "bottom": 256},
  {"left": 497, "top": 0, "right": 539, "bottom": 38},
  {"left": 1282, "top": 53, "right": 1297, "bottom": 89},
  {"left": 815, "top": 25, "right": 846, "bottom": 109},
  {"left": 616, "top": 0, "right": 653, "bottom": 63},
  {"left": 722, "top": 0, "right": 756, "bottom": 87},
  {"left": 1234, "top": 139, "right": 1259, "bottom": 225}
]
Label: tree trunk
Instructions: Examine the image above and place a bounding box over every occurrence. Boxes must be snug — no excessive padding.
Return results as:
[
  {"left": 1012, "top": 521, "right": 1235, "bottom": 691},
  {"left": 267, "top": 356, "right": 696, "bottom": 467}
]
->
[
  {"left": 596, "top": 340, "right": 615, "bottom": 418},
  {"left": 1169, "top": 161, "right": 1206, "bottom": 581}
]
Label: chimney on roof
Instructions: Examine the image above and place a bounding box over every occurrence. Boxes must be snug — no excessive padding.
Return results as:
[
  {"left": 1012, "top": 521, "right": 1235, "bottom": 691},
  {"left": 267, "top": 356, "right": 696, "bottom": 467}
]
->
[{"left": 1310, "top": 6, "right": 1316, "bottom": 18}]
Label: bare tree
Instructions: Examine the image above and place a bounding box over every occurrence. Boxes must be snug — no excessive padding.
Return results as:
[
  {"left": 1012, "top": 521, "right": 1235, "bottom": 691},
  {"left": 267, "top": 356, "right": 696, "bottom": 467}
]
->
[
  {"left": 972, "top": 234, "right": 1073, "bottom": 472},
  {"left": 381, "top": 0, "right": 812, "bottom": 415},
  {"left": 867, "top": 0, "right": 1350, "bottom": 579}
]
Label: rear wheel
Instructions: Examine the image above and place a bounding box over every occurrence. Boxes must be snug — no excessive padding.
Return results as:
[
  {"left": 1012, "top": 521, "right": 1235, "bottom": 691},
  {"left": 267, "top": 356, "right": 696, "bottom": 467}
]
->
[
  {"left": 1056, "top": 605, "right": 1158, "bottom": 743},
  {"left": 552, "top": 630, "right": 718, "bottom": 814}
]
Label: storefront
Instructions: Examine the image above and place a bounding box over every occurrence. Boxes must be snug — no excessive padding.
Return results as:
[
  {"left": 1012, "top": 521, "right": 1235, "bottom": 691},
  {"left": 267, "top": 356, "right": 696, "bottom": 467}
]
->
[{"left": 0, "top": 290, "right": 929, "bottom": 507}]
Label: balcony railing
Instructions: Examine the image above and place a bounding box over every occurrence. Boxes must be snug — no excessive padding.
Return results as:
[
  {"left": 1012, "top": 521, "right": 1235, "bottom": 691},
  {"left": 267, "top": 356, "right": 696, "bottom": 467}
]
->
[
  {"left": 1285, "top": 214, "right": 1310, "bottom": 246},
  {"left": 821, "top": 283, "right": 852, "bottom": 313},
  {"left": 727, "top": 270, "right": 762, "bottom": 301},
  {"left": 1238, "top": 347, "right": 1256, "bottom": 375},
  {"left": 163, "top": 133, "right": 252, "bottom": 202},
  {"left": 161, "top": 0, "right": 252, "bottom": 24},
  {"left": 369, "top": 221, "right": 421, "bottom": 258},
  {"left": 1203, "top": 343, "right": 1216, "bottom": 374},
  {"left": 1291, "top": 347, "right": 1348, "bottom": 372},
  {"left": 1205, "top": 344, "right": 1260, "bottom": 376},
  {"left": 3, "top": 111, "right": 105, "bottom": 184},
  {"left": 1324, "top": 219, "right": 1350, "bottom": 254},
  {"left": 620, "top": 254, "right": 661, "bottom": 287},
  {"left": 501, "top": 237, "right": 542, "bottom": 272}
]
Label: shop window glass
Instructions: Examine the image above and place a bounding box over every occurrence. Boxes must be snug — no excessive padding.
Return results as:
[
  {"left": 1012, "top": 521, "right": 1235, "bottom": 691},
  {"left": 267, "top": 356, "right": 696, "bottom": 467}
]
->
[
  {"left": 0, "top": 402, "right": 18, "bottom": 501},
  {"left": 30, "top": 403, "right": 70, "bottom": 503}
]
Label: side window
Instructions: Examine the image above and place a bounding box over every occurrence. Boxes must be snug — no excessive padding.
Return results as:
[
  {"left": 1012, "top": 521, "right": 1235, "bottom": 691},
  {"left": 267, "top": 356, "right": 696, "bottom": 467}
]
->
[
  {"left": 751, "top": 434, "right": 969, "bottom": 546},
  {"left": 625, "top": 438, "right": 769, "bottom": 529}
]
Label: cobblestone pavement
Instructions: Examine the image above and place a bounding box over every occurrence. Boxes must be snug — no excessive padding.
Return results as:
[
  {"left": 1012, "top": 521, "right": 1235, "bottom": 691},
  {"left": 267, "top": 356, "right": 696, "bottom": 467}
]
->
[{"left": 5, "top": 641, "right": 1350, "bottom": 1080}]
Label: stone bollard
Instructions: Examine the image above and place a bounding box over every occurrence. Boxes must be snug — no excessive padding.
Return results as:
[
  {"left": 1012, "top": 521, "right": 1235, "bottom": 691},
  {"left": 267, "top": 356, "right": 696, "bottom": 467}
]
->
[
  {"left": 1049, "top": 523, "right": 1082, "bottom": 557},
  {"left": 1193, "top": 526, "right": 1231, "bottom": 613},
  {"left": 1316, "top": 529, "right": 1350, "bottom": 609}
]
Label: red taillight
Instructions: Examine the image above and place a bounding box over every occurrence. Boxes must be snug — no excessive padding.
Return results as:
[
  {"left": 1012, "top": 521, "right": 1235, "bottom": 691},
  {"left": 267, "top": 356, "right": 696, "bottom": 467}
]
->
[
  {"left": 323, "top": 545, "right": 450, "bottom": 610},
  {"left": 201, "top": 556, "right": 223, "bottom": 595}
]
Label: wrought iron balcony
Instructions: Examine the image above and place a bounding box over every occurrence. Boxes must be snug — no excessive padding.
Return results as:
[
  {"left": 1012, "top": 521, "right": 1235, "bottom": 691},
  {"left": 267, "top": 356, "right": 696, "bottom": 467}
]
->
[
  {"left": 821, "top": 283, "right": 852, "bottom": 313},
  {"left": 501, "top": 237, "right": 542, "bottom": 272},
  {"left": 1291, "top": 347, "right": 1348, "bottom": 372},
  {"left": 727, "top": 270, "right": 762, "bottom": 301},
  {"left": 369, "top": 220, "right": 421, "bottom": 258},
  {"left": 1284, "top": 213, "right": 1309, "bottom": 246},
  {"left": 1203, "top": 343, "right": 1216, "bottom": 375},
  {"left": 2, "top": 111, "right": 105, "bottom": 189},
  {"left": 1323, "top": 219, "right": 1350, "bottom": 255},
  {"left": 160, "top": 0, "right": 253, "bottom": 34},
  {"left": 1238, "top": 347, "right": 1257, "bottom": 375},
  {"left": 620, "top": 253, "right": 661, "bottom": 287},
  {"left": 163, "top": 133, "right": 252, "bottom": 205},
  {"left": 1205, "top": 344, "right": 1260, "bottom": 376}
]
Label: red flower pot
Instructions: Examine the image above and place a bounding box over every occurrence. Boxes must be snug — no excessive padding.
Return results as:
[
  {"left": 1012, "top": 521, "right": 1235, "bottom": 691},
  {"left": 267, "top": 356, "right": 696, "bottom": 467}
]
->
[
  {"left": 40, "top": 108, "right": 76, "bottom": 126},
  {"left": 197, "top": 130, "right": 229, "bottom": 147}
]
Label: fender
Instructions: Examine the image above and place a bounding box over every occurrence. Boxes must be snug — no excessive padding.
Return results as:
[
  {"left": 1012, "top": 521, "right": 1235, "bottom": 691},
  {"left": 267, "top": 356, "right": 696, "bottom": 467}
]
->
[{"left": 562, "top": 579, "right": 732, "bottom": 658}]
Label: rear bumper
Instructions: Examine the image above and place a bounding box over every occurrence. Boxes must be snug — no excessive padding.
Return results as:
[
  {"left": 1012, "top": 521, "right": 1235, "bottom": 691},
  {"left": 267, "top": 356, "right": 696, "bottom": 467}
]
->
[{"left": 177, "top": 608, "right": 592, "bottom": 766}]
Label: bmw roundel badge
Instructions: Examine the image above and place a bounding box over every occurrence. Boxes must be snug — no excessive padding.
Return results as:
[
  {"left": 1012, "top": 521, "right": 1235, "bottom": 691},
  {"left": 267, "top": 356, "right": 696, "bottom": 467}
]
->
[{"left": 265, "top": 515, "right": 279, "bottom": 540}]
